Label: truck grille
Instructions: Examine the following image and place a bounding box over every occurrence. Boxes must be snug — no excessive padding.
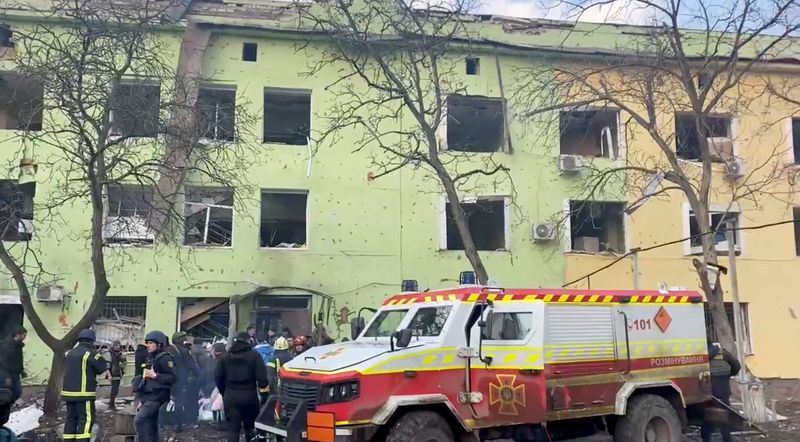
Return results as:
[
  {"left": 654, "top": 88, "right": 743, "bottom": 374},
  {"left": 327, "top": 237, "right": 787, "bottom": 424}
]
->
[{"left": 281, "top": 380, "right": 320, "bottom": 412}]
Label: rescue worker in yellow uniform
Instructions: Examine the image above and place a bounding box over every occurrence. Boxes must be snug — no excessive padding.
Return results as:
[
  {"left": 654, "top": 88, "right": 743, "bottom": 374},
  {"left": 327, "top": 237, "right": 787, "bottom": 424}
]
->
[
  {"left": 266, "top": 337, "right": 292, "bottom": 394},
  {"left": 61, "top": 329, "right": 109, "bottom": 441}
]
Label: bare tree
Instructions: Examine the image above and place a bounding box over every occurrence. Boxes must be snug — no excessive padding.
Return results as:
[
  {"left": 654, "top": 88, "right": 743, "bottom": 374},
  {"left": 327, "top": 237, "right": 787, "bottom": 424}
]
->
[
  {"left": 294, "top": 0, "right": 515, "bottom": 284},
  {"left": 515, "top": 0, "right": 800, "bottom": 349},
  {"left": 1, "top": 0, "right": 257, "bottom": 413}
]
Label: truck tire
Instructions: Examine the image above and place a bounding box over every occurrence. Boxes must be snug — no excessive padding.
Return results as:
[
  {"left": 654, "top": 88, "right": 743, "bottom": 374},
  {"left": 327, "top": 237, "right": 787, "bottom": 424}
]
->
[
  {"left": 614, "top": 394, "right": 681, "bottom": 442},
  {"left": 386, "top": 411, "right": 454, "bottom": 442}
]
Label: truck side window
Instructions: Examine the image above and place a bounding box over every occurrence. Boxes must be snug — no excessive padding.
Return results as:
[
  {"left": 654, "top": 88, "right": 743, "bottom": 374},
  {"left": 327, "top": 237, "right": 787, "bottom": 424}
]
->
[
  {"left": 408, "top": 306, "right": 452, "bottom": 337},
  {"left": 482, "top": 312, "right": 533, "bottom": 341}
]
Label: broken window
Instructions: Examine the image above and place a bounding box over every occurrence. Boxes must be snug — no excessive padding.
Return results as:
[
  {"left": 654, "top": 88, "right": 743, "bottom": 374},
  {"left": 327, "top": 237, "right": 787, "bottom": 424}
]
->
[
  {"left": 466, "top": 57, "right": 480, "bottom": 75},
  {"left": 445, "top": 198, "right": 506, "bottom": 251},
  {"left": 95, "top": 296, "right": 147, "bottom": 350},
  {"left": 179, "top": 297, "right": 229, "bottom": 340},
  {"left": 104, "top": 184, "right": 154, "bottom": 245},
  {"left": 0, "top": 25, "right": 12, "bottom": 48},
  {"left": 688, "top": 208, "right": 740, "bottom": 254},
  {"left": 560, "top": 109, "right": 619, "bottom": 158},
  {"left": 569, "top": 201, "right": 625, "bottom": 253},
  {"left": 792, "top": 119, "right": 800, "bottom": 164},
  {"left": 197, "top": 88, "right": 235, "bottom": 141},
  {"left": 111, "top": 83, "right": 160, "bottom": 138},
  {"left": 794, "top": 207, "right": 800, "bottom": 256},
  {"left": 260, "top": 191, "right": 307, "bottom": 248},
  {"left": 264, "top": 89, "right": 311, "bottom": 145},
  {"left": 704, "top": 302, "right": 752, "bottom": 354},
  {"left": 184, "top": 187, "right": 234, "bottom": 247},
  {"left": 446, "top": 95, "right": 505, "bottom": 153},
  {"left": 675, "top": 114, "right": 732, "bottom": 162},
  {"left": 0, "top": 180, "right": 33, "bottom": 241},
  {"left": 242, "top": 42, "right": 257, "bottom": 62},
  {"left": 0, "top": 73, "right": 43, "bottom": 131}
]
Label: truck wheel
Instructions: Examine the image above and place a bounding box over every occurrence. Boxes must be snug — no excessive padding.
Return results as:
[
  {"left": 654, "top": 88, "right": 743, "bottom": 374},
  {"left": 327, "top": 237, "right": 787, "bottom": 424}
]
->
[
  {"left": 386, "top": 411, "right": 454, "bottom": 442},
  {"left": 614, "top": 394, "right": 681, "bottom": 442}
]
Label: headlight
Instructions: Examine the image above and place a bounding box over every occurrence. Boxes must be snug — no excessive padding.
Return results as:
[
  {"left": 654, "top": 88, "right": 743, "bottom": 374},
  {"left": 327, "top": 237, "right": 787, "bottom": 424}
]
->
[{"left": 319, "top": 380, "right": 360, "bottom": 404}]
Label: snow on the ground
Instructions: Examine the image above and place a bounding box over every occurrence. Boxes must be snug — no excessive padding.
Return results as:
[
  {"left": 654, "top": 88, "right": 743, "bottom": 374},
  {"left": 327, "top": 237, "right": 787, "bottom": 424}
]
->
[{"left": 6, "top": 405, "right": 43, "bottom": 435}]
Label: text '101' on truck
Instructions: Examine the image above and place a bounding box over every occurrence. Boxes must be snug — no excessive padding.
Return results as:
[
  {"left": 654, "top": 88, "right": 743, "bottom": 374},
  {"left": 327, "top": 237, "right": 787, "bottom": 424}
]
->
[{"left": 256, "top": 285, "right": 754, "bottom": 442}]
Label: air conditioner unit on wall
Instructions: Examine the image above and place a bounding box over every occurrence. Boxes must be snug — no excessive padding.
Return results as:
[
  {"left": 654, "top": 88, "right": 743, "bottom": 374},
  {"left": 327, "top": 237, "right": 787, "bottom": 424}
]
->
[
  {"left": 559, "top": 154, "right": 583, "bottom": 174},
  {"left": 35, "top": 285, "right": 64, "bottom": 302},
  {"left": 532, "top": 223, "right": 556, "bottom": 241}
]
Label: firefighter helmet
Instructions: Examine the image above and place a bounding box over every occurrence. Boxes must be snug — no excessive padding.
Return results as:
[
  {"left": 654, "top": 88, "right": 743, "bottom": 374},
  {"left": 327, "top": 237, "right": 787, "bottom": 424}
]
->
[
  {"left": 293, "top": 336, "right": 307, "bottom": 347},
  {"left": 274, "top": 336, "right": 289, "bottom": 350}
]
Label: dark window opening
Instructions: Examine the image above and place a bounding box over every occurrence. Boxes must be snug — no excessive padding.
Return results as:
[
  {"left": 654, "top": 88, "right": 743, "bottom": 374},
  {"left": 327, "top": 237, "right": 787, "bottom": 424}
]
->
[
  {"left": 260, "top": 191, "right": 307, "bottom": 248},
  {"left": 0, "top": 73, "right": 43, "bottom": 131},
  {"left": 447, "top": 95, "right": 505, "bottom": 153},
  {"left": 408, "top": 306, "right": 452, "bottom": 337},
  {"left": 792, "top": 119, "right": 800, "bottom": 164},
  {"left": 0, "top": 25, "right": 12, "bottom": 48},
  {"left": 704, "top": 302, "right": 751, "bottom": 354},
  {"left": 445, "top": 199, "right": 506, "bottom": 251},
  {"left": 242, "top": 42, "right": 257, "bottom": 62},
  {"left": 569, "top": 201, "right": 625, "bottom": 253},
  {"left": 466, "top": 57, "right": 480, "bottom": 75},
  {"left": 184, "top": 187, "right": 233, "bottom": 247},
  {"left": 794, "top": 207, "right": 800, "bottom": 256},
  {"left": 689, "top": 210, "right": 739, "bottom": 253},
  {"left": 560, "top": 110, "right": 619, "bottom": 158},
  {"left": 0, "top": 180, "right": 33, "bottom": 241},
  {"left": 104, "top": 185, "right": 154, "bottom": 245},
  {"left": 198, "top": 88, "right": 235, "bottom": 141},
  {"left": 253, "top": 295, "right": 313, "bottom": 341},
  {"left": 264, "top": 90, "right": 311, "bottom": 145},
  {"left": 482, "top": 312, "right": 533, "bottom": 340},
  {"left": 111, "top": 83, "right": 160, "bottom": 138},
  {"left": 675, "top": 114, "right": 731, "bottom": 162}
]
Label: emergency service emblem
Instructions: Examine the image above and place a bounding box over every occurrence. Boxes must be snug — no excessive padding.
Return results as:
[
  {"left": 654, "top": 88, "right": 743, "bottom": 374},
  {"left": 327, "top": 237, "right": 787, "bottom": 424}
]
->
[
  {"left": 489, "top": 374, "right": 526, "bottom": 415},
  {"left": 320, "top": 348, "right": 345, "bottom": 360}
]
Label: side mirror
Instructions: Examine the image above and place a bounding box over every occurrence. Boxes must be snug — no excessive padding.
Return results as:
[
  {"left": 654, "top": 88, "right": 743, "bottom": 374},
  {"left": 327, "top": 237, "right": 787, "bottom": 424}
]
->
[
  {"left": 394, "top": 329, "right": 413, "bottom": 348},
  {"left": 350, "top": 317, "right": 365, "bottom": 340}
]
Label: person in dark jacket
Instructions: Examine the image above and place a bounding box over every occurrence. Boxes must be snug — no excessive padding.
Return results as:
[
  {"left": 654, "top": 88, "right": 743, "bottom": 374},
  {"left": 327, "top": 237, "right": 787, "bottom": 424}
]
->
[
  {"left": 701, "top": 343, "right": 742, "bottom": 442},
  {"left": 134, "top": 342, "right": 148, "bottom": 378},
  {"left": 246, "top": 325, "right": 258, "bottom": 347},
  {"left": 266, "top": 337, "right": 292, "bottom": 395},
  {"left": 134, "top": 331, "right": 175, "bottom": 442},
  {"left": 167, "top": 331, "right": 200, "bottom": 432},
  {"left": 103, "top": 340, "right": 126, "bottom": 411},
  {"left": 0, "top": 326, "right": 26, "bottom": 405},
  {"left": 215, "top": 332, "right": 269, "bottom": 442},
  {"left": 62, "top": 329, "right": 109, "bottom": 442}
]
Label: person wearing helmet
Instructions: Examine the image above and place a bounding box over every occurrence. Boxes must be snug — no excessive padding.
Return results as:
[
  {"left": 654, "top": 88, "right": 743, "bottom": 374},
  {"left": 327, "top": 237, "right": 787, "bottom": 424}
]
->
[
  {"left": 134, "top": 330, "right": 175, "bottom": 442},
  {"left": 102, "top": 340, "right": 126, "bottom": 411},
  {"left": 62, "top": 329, "right": 109, "bottom": 442},
  {"left": 290, "top": 336, "right": 308, "bottom": 357},
  {"left": 266, "top": 336, "right": 292, "bottom": 395},
  {"left": 167, "top": 331, "right": 200, "bottom": 432},
  {"left": 215, "top": 331, "right": 269, "bottom": 442}
]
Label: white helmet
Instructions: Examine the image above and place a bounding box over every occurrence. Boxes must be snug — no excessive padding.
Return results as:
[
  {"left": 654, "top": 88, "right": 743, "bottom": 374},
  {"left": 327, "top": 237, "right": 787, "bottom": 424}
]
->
[{"left": 274, "top": 336, "right": 289, "bottom": 351}]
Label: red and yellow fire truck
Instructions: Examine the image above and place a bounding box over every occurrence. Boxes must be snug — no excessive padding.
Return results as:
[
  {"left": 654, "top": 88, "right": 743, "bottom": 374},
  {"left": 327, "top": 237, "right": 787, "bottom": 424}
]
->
[{"left": 257, "top": 286, "right": 745, "bottom": 442}]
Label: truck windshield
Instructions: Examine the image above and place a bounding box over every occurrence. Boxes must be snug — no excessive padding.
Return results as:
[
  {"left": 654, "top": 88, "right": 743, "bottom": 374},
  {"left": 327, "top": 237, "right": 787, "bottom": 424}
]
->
[{"left": 363, "top": 309, "right": 408, "bottom": 338}]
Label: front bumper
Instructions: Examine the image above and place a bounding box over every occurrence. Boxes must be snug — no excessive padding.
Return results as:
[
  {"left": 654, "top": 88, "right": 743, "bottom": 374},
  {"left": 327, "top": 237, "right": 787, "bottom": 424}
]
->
[{"left": 255, "top": 395, "right": 373, "bottom": 442}]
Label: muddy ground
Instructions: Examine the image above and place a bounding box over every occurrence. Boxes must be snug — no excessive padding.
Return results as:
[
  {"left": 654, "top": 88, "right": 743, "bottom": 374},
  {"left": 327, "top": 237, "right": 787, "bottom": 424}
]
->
[{"left": 9, "top": 380, "right": 800, "bottom": 441}]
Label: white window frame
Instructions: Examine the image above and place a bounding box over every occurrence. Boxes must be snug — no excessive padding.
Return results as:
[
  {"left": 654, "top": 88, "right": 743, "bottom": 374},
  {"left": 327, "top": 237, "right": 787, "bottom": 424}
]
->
[
  {"left": 260, "top": 189, "right": 310, "bottom": 251},
  {"left": 559, "top": 107, "right": 624, "bottom": 160},
  {"left": 682, "top": 202, "right": 743, "bottom": 256},
  {"left": 183, "top": 187, "right": 235, "bottom": 248},
  {"left": 438, "top": 95, "right": 509, "bottom": 154},
  {"left": 198, "top": 85, "right": 237, "bottom": 143},
  {"left": 562, "top": 199, "right": 630, "bottom": 254},
  {"left": 102, "top": 184, "right": 155, "bottom": 246},
  {"left": 438, "top": 195, "right": 511, "bottom": 251}
]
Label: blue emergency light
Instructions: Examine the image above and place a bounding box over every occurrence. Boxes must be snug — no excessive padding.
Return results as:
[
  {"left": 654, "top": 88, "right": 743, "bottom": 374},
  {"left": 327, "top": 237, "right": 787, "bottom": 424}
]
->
[
  {"left": 459, "top": 271, "right": 477, "bottom": 285},
  {"left": 401, "top": 279, "right": 418, "bottom": 292}
]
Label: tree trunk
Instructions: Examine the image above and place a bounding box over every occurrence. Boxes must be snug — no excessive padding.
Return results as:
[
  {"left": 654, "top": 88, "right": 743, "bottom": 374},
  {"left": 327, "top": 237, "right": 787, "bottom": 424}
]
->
[{"left": 43, "top": 343, "right": 66, "bottom": 416}]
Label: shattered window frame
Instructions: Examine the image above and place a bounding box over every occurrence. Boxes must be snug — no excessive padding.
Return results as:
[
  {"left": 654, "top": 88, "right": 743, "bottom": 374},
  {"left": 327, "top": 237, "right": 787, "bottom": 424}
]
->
[
  {"left": 197, "top": 86, "right": 236, "bottom": 142},
  {"left": 442, "top": 94, "right": 508, "bottom": 153},
  {"left": 567, "top": 200, "right": 627, "bottom": 254},
  {"left": 103, "top": 184, "right": 155, "bottom": 246},
  {"left": 183, "top": 186, "right": 234, "bottom": 248},
  {"left": 0, "top": 179, "right": 33, "bottom": 242},
  {"left": 0, "top": 72, "right": 44, "bottom": 131},
  {"left": 263, "top": 88, "right": 311, "bottom": 146},
  {"left": 110, "top": 81, "right": 161, "bottom": 138},
  {"left": 442, "top": 196, "right": 509, "bottom": 251},
  {"left": 675, "top": 113, "right": 732, "bottom": 162},
  {"left": 559, "top": 108, "right": 621, "bottom": 159},
  {"left": 260, "top": 190, "right": 309, "bottom": 249},
  {"left": 685, "top": 203, "right": 741, "bottom": 255}
]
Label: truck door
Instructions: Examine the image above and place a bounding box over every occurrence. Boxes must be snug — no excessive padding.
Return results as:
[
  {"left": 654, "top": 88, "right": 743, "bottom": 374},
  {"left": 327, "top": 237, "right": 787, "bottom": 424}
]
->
[{"left": 468, "top": 303, "right": 547, "bottom": 427}]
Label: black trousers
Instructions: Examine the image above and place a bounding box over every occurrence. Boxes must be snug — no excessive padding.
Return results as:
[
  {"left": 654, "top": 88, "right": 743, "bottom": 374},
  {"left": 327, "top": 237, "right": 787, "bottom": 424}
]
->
[
  {"left": 173, "top": 385, "right": 197, "bottom": 427},
  {"left": 223, "top": 391, "right": 259, "bottom": 442},
  {"left": 702, "top": 395, "right": 732, "bottom": 442},
  {"left": 64, "top": 400, "right": 95, "bottom": 441},
  {"left": 109, "top": 379, "right": 120, "bottom": 406},
  {"left": 135, "top": 400, "right": 162, "bottom": 442}
]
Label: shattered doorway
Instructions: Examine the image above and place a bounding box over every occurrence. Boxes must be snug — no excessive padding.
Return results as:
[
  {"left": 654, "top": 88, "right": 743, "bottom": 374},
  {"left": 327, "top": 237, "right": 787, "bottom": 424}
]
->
[
  {"left": 252, "top": 295, "right": 311, "bottom": 342},
  {"left": 179, "top": 297, "right": 229, "bottom": 345}
]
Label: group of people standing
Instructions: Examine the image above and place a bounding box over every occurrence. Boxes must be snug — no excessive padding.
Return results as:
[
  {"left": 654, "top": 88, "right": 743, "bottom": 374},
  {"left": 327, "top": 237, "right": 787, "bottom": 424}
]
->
[{"left": 57, "top": 325, "right": 306, "bottom": 442}]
